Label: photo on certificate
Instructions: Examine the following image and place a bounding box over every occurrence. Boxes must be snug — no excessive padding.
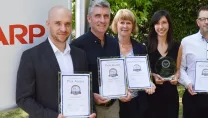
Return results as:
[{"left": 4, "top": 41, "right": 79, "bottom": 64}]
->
[
  {"left": 194, "top": 61, "right": 208, "bottom": 92},
  {"left": 98, "top": 58, "right": 127, "bottom": 99},
  {"left": 125, "top": 55, "right": 151, "bottom": 89},
  {"left": 58, "top": 73, "right": 91, "bottom": 117}
]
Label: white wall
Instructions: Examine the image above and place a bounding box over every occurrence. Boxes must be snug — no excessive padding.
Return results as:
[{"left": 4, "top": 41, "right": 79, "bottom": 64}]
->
[{"left": 0, "top": 0, "right": 71, "bottom": 112}]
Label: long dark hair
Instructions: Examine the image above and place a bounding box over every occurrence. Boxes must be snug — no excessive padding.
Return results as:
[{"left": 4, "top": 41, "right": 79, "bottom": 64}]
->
[{"left": 147, "top": 10, "right": 174, "bottom": 53}]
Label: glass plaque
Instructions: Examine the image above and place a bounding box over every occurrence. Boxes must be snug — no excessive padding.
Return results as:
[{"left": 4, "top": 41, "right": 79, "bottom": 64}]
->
[{"left": 155, "top": 56, "right": 176, "bottom": 80}]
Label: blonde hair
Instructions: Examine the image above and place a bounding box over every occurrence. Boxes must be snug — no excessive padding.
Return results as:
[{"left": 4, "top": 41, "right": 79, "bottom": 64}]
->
[{"left": 111, "top": 9, "right": 138, "bottom": 34}]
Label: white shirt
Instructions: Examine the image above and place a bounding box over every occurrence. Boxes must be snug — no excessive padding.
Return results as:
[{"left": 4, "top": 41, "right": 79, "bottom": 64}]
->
[
  {"left": 179, "top": 31, "right": 207, "bottom": 88},
  {"left": 48, "top": 38, "right": 74, "bottom": 74}
]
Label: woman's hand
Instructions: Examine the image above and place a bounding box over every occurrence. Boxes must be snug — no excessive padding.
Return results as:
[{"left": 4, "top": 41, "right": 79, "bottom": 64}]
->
[
  {"left": 152, "top": 73, "right": 165, "bottom": 85},
  {"left": 119, "top": 90, "right": 132, "bottom": 102},
  {"left": 169, "top": 74, "right": 179, "bottom": 85},
  {"left": 145, "top": 82, "right": 156, "bottom": 94}
]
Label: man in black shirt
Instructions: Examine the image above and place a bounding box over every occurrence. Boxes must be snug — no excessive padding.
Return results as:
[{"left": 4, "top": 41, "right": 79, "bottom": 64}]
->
[{"left": 71, "top": 0, "right": 120, "bottom": 118}]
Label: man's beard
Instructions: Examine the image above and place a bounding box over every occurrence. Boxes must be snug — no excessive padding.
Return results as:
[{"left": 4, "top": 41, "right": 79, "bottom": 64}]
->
[{"left": 52, "top": 34, "right": 69, "bottom": 43}]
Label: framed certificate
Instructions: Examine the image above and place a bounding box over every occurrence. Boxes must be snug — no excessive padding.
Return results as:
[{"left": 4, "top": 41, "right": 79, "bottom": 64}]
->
[
  {"left": 58, "top": 73, "right": 91, "bottom": 117},
  {"left": 98, "top": 58, "right": 127, "bottom": 99},
  {"left": 125, "top": 55, "right": 151, "bottom": 89},
  {"left": 194, "top": 61, "right": 208, "bottom": 92}
]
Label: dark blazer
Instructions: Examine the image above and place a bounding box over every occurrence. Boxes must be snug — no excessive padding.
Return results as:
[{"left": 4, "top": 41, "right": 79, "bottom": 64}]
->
[
  {"left": 16, "top": 39, "right": 88, "bottom": 118},
  {"left": 115, "top": 37, "right": 148, "bottom": 118}
]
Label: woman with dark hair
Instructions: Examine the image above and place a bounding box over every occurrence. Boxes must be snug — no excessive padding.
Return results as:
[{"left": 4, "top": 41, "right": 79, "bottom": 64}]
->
[
  {"left": 146, "top": 10, "right": 180, "bottom": 118},
  {"left": 111, "top": 9, "right": 156, "bottom": 118}
]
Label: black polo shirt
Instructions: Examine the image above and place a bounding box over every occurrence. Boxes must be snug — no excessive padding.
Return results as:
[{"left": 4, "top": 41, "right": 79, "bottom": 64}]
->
[{"left": 71, "top": 31, "right": 120, "bottom": 93}]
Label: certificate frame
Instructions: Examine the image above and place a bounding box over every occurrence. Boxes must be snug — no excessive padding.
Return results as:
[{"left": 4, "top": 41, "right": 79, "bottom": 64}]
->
[
  {"left": 194, "top": 60, "right": 208, "bottom": 93},
  {"left": 58, "top": 73, "right": 92, "bottom": 117},
  {"left": 125, "top": 55, "right": 151, "bottom": 90},
  {"left": 98, "top": 57, "right": 127, "bottom": 99}
]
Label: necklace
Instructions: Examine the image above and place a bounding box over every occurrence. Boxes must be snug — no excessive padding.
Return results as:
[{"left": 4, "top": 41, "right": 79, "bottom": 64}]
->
[
  {"left": 119, "top": 42, "right": 133, "bottom": 56},
  {"left": 118, "top": 41, "right": 132, "bottom": 48}
]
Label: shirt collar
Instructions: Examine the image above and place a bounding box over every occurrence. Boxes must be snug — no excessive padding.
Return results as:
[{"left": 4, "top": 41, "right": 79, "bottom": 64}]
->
[
  {"left": 198, "top": 31, "right": 208, "bottom": 42},
  {"left": 89, "top": 30, "right": 108, "bottom": 46},
  {"left": 48, "top": 37, "right": 71, "bottom": 54}
]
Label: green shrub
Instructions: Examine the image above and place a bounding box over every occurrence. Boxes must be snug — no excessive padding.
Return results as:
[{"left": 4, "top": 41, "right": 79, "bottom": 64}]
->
[
  {"left": 107, "top": 0, "right": 152, "bottom": 42},
  {"left": 108, "top": 0, "right": 208, "bottom": 42},
  {"left": 148, "top": 0, "right": 208, "bottom": 41}
]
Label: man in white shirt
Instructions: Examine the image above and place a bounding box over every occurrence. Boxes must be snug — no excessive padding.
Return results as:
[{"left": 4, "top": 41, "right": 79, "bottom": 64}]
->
[
  {"left": 16, "top": 6, "right": 96, "bottom": 118},
  {"left": 179, "top": 5, "right": 208, "bottom": 118}
]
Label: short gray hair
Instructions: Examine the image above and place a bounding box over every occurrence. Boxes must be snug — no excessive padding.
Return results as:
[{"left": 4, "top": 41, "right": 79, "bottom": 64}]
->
[{"left": 88, "top": 0, "right": 110, "bottom": 16}]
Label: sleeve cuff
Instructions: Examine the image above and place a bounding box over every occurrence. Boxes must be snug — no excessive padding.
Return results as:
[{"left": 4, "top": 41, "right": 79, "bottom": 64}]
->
[{"left": 178, "top": 77, "right": 192, "bottom": 88}]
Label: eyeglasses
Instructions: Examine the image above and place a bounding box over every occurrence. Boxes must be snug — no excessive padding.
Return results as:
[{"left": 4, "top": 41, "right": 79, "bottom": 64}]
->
[{"left": 198, "top": 17, "right": 208, "bottom": 22}]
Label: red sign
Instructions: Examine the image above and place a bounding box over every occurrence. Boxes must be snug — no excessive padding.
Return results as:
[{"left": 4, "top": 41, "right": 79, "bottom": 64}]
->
[{"left": 0, "top": 24, "right": 45, "bottom": 45}]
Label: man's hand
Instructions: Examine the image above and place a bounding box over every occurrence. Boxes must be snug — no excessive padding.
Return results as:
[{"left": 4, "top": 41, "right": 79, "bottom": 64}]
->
[
  {"left": 94, "top": 93, "right": 111, "bottom": 105},
  {"left": 57, "top": 114, "right": 66, "bottom": 118},
  {"left": 152, "top": 73, "right": 165, "bottom": 85},
  {"left": 89, "top": 113, "right": 96, "bottom": 118},
  {"left": 145, "top": 82, "right": 156, "bottom": 95},
  {"left": 119, "top": 90, "right": 132, "bottom": 102},
  {"left": 187, "top": 83, "right": 197, "bottom": 95}
]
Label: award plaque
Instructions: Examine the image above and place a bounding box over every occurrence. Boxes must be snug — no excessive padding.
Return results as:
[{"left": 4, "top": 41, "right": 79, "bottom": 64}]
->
[
  {"left": 194, "top": 60, "right": 208, "bottom": 93},
  {"left": 98, "top": 58, "right": 127, "bottom": 99},
  {"left": 155, "top": 56, "right": 176, "bottom": 80},
  {"left": 125, "top": 55, "right": 151, "bottom": 89},
  {"left": 58, "top": 73, "right": 92, "bottom": 117}
]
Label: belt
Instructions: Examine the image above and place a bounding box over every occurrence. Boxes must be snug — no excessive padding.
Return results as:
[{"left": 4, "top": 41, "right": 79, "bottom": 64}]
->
[{"left": 97, "top": 99, "right": 116, "bottom": 107}]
